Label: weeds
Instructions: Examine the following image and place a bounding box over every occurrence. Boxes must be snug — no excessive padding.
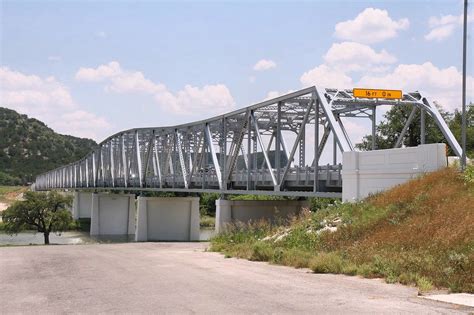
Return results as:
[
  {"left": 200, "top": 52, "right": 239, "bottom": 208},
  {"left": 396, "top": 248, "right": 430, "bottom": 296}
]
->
[{"left": 210, "top": 168, "right": 474, "bottom": 293}]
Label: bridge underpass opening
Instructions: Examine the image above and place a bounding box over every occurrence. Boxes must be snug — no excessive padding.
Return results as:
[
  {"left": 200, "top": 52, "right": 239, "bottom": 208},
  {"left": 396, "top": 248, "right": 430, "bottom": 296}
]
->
[{"left": 34, "top": 86, "right": 463, "bottom": 199}]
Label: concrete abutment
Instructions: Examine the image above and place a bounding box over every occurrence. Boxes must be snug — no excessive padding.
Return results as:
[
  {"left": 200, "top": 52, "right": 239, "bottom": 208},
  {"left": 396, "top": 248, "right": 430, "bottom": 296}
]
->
[{"left": 215, "top": 199, "right": 309, "bottom": 233}]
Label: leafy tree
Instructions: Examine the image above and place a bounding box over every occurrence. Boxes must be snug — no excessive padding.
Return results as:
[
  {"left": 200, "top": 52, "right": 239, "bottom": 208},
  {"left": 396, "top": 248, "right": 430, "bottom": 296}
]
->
[
  {"left": 447, "top": 106, "right": 474, "bottom": 157},
  {"left": 1, "top": 191, "right": 73, "bottom": 244},
  {"left": 356, "top": 103, "right": 454, "bottom": 152}
]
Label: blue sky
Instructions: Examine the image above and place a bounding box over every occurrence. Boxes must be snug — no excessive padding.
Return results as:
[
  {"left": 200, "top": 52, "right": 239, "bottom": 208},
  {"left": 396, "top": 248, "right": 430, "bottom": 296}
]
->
[{"left": 1, "top": 0, "right": 473, "bottom": 142}]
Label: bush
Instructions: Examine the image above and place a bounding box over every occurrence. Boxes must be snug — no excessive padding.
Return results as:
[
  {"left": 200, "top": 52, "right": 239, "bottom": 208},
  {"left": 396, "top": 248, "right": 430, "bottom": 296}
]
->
[
  {"left": 250, "top": 242, "right": 273, "bottom": 261},
  {"left": 200, "top": 193, "right": 220, "bottom": 216},
  {"left": 310, "top": 252, "right": 345, "bottom": 274}
]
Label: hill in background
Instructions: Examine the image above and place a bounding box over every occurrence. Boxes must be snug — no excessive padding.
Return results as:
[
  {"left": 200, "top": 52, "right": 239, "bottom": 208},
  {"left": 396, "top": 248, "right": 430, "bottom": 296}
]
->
[{"left": 0, "top": 107, "right": 97, "bottom": 185}]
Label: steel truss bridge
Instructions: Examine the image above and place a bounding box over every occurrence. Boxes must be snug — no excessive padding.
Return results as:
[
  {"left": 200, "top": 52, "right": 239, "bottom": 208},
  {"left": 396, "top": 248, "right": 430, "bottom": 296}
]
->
[{"left": 35, "top": 86, "right": 463, "bottom": 198}]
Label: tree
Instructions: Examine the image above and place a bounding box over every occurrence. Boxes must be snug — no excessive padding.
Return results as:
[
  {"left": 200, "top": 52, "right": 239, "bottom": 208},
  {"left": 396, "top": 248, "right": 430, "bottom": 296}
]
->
[
  {"left": 448, "top": 106, "right": 474, "bottom": 158},
  {"left": 1, "top": 191, "right": 73, "bottom": 244},
  {"left": 356, "top": 103, "right": 450, "bottom": 151}
]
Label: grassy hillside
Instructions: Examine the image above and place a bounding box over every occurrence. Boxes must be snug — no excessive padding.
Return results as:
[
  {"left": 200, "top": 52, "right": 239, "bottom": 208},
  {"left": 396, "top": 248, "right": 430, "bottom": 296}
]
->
[
  {"left": 211, "top": 167, "right": 474, "bottom": 293},
  {"left": 0, "top": 107, "right": 97, "bottom": 184}
]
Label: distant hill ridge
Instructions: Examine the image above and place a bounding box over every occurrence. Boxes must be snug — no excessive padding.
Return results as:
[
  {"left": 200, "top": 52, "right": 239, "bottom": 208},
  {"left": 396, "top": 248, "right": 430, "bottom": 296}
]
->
[{"left": 0, "top": 107, "right": 97, "bottom": 185}]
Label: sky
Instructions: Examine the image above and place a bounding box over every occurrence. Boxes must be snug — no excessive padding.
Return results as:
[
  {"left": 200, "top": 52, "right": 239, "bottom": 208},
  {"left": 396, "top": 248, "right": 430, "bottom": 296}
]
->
[{"left": 1, "top": 0, "right": 473, "bottom": 143}]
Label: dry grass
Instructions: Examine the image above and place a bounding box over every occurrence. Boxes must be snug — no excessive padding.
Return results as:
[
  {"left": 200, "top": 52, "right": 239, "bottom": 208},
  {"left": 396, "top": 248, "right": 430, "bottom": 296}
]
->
[{"left": 211, "top": 167, "right": 474, "bottom": 293}]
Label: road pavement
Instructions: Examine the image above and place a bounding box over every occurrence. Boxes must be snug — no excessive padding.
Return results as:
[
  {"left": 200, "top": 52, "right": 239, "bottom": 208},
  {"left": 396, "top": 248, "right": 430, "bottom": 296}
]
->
[{"left": 0, "top": 243, "right": 471, "bottom": 314}]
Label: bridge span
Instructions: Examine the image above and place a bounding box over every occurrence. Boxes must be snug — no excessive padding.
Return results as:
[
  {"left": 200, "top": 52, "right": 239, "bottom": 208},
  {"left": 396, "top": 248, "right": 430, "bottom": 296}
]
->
[{"left": 34, "top": 86, "right": 462, "bottom": 198}]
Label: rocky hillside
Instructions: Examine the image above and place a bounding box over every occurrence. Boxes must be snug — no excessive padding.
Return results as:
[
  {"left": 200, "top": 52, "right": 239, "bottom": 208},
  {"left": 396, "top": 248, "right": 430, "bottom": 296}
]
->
[{"left": 0, "top": 107, "right": 97, "bottom": 184}]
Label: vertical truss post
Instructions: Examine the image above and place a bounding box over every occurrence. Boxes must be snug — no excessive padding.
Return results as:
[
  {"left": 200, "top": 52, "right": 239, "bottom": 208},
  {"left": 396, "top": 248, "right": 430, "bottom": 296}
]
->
[
  {"left": 135, "top": 130, "right": 143, "bottom": 188},
  {"left": 314, "top": 95, "right": 319, "bottom": 192},
  {"left": 92, "top": 152, "right": 97, "bottom": 187},
  {"left": 153, "top": 136, "right": 163, "bottom": 188},
  {"left": 121, "top": 134, "right": 128, "bottom": 188},
  {"left": 74, "top": 164, "right": 77, "bottom": 188},
  {"left": 420, "top": 108, "right": 426, "bottom": 145},
  {"left": 172, "top": 132, "right": 177, "bottom": 188},
  {"left": 110, "top": 142, "right": 115, "bottom": 187},
  {"left": 222, "top": 117, "right": 227, "bottom": 190},
  {"left": 372, "top": 106, "right": 377, "bottom": 150},
  {"left": 279, "top": 101, "right": 313, "bottom": 187},
  {"left": 100, "top": 147, "right": 104, "bottom": 186},
  {"left": 276, "top": 101, "right": 282, "bottom": 185},
  {"left": 299, "top": 123, "right": 305, "bottom": 167},
  {"left": 86, "top": 158, "right": 89, "bottom": 188},
  {"left": 247, "top": 111, "right": 252, "bottom": 191}
]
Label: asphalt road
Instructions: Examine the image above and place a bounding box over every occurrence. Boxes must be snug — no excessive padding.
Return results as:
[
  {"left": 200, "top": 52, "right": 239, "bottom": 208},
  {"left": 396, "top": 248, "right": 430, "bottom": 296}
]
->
[{"left": 0, "top": 243, "right": 471, "bottom": 314}]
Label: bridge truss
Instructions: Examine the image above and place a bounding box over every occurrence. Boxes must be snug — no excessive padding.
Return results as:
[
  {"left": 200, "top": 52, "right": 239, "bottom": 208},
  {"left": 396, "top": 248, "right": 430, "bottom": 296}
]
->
[{"left": 35, "top": 86, "right": 462, "bottom": 197}]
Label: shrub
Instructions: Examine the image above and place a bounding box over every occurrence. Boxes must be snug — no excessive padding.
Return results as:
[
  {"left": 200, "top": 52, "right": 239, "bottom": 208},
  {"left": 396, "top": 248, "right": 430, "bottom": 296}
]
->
[
  {"left": 310, "top": 252, "right": 345, "bottom": 274},
  {"left": 250, "top": 242, "right": 273, "bottom": 261}
]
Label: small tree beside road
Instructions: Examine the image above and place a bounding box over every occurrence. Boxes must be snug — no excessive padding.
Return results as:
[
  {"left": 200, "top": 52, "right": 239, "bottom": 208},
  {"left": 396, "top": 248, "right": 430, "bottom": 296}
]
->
[{"left": 1, "top": 191, "right": 73, "bottom": 244}]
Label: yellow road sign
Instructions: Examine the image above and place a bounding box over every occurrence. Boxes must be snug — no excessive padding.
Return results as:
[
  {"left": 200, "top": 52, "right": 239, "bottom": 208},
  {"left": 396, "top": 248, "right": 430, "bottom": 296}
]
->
[{"left": 353, "top": 88, "right": 402, "bottom": 100}]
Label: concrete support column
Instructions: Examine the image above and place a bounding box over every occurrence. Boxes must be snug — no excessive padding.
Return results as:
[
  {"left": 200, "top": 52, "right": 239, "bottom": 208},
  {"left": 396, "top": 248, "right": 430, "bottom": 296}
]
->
[
  {"left": 90, "top": 193, "right": 136, "bottom": 237},
  {"left": 72, "top": 191, "right": 80, "bottom": 219},
  {"left": 71, "top": 192, "right": 93, "bottom": 219},
  {"left": 215, "top": 199, "right": 308, "bottom": 233},
  {"left": 135, "top": 197, "right": 200, "bottom": 242}
]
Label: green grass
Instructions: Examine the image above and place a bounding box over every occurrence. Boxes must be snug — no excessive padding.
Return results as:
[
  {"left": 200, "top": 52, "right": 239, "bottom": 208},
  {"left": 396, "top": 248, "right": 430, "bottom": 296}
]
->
[
  {"left": 210, "top": 167, "right": 474, "bottom": 293},
  {"left": 200, "top": 215, "right": 215, "bottom": 229}
]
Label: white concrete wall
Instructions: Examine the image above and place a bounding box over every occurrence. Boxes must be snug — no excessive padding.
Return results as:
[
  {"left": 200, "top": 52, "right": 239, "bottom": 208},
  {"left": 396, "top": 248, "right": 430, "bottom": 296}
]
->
[
  {"left": 342, "top": 143, "right": 447, "bottom": 202},
  {"left": 90, "top": 193, "right": 136, "bottom": 236},
  {"left": 135, "top": 197, "right": 200, "bottom": 242},
  {"left": 215, "top": 199, "right": 308, "bottom": 233},
  {"left": 72, "top": 192, "right": 93, "bottom": 219}
]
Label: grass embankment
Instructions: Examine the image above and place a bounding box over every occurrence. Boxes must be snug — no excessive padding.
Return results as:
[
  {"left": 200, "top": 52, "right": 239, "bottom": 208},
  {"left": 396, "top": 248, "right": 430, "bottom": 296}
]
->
[{"left": 211, "top": 167, "right": 474, "bottom": 293}]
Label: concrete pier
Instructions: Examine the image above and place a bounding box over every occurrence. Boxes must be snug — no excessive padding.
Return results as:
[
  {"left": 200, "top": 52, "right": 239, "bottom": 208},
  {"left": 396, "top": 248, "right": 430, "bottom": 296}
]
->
[
  {"left": 90, "top": 193, "right": 136, "bottom": 237},
  {"left": 135, "top": 197, "right": 200, "bottom": 242},
  {"left": 215, "top": 199, "right": 308, "bottom": 233},
  {"left": 72, "top": 192, "right": 93, "bottom": 219}
]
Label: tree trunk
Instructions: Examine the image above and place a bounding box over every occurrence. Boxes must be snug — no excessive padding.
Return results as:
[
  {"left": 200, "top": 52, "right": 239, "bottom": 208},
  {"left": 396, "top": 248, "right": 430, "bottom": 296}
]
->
[{"left": 44, "top": 232, "right": 50, "bottom": 245}]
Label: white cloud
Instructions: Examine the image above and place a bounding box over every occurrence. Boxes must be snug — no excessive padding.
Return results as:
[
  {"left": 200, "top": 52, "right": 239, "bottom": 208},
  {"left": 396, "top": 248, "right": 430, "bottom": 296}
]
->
[
  {"left": 300, "top": 64, "right": 353, "bottom": 89},
  {"left": 263, "top": 90, "right": 295, "bottom": 101},
  {"left": 76, "top": 61, "right": 235, "bottom": 115},
  {"left": 358, "top": 62, "right": 474, "bottom": 112},
  {"left": 0, "top": 67, "right": 111, "bottom": 140},
  {"left": 425, "top": 13, "right": 473, "bottom": 41},
  {"left": 334, "top": 8, "right": 409, "bottom": 44},
  {"left": 75, "top": 61, "right": 122, "bottom": 82},
  {"left": 253, "top": 59, "right": 277, "bottom": 71},
  {"left": 324, "top": 41, "right": 396, "bottom": 73}
]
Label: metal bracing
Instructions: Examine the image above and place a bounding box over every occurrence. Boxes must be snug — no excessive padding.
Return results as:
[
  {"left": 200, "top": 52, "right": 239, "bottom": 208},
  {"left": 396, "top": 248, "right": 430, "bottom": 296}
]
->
[{"left": 34, "top": 86, "right": 463, "bottom": 197}]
